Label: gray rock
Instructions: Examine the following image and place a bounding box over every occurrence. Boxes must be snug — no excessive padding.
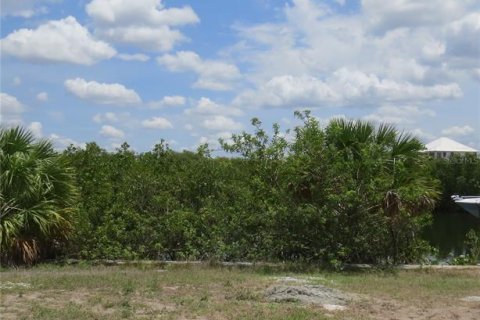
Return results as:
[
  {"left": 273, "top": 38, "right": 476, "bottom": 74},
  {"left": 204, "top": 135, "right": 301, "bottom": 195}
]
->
[
  {"left": 266, "top": 284, "right": 350, "bottom": 307},
  {"left": 460, "top": 296, "right": 480, "bottom": 302}
]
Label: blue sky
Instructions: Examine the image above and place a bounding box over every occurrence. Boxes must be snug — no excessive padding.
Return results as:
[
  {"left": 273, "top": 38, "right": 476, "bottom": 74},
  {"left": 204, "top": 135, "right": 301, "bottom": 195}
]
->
[{"left": 1, "top": 0, "right": 479, "bottom": 152}]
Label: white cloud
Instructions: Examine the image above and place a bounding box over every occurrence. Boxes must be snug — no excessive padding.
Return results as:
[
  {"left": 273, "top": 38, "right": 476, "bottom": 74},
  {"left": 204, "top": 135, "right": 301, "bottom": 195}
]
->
[
  {"left": 185, "top": 97, "right": 242, "bottom": 116},
  {"left": 142, "top": 117, "right": 173, "bottom": 129},
  {"left": 315, "top": 114, "right": 347, "bottom": 127},
  {"left": 233, "top": 71, "right": 461, "bottom": 109},
  {"left": 201, "top": 115, "right": 243, "bottom": 131},
  {"left": 49, "top": 133, "right": 85, "bottom": 150},
  {"left": 442, "top": 125, "right": 475, "bottom": 137},
  {"left": 198, "top": 136, "right": 209, "bottom": 145},
  {"left": 28, "top": 122, "right": 43, "bottom": 138},
  {"left": 148, "top": 95, "right": 186, "bottom": 108},
  {"left": 13, "top": 77, "right": 21, "bottom": 86},
  {"left": 0, "top": 16, "right": 116, "bottom": 65},
  {"left": 100, "top": 125, "right": 125, "bottom": 139},
  {"left": 362, "top": 0, "right": 473, "bottom": 34},
  {"left": 65, "top": 78, "right": 141, "bottom": 105},
  {"left": 36, "top": 92, "right": 48, "bottom": 102},
  {"left": 97, "top": 26, "right": 186, "bottom": 52},
  {"left": 116, "top": 53, "right": 150, "bottom": 62},
  {"left": 161, "top": 95, "right": 186, "bottom": 106},
  {"left": 86, "top": 0, "right": 199, "bottom": 26},
  {"left": 363, "top": 105, "right": 436, "bottom": 125},
  {"left": 157, "top": 51, "right": 241, "bottom": 90},
  {"left": 87, "top": 0, "right": 199, "bottom": 52},
  {"left": 409, "top": 128, "right": 435, "bottom": 141},
  {"left": 474, "top": 69, "right": 480, "bottom": 81},
  {"left": 229, "top": 0, "right": 475, "bottom": 111},
  {"left": 1, "top": 93, "right": 25, "bottom": 126},
  {"left": 193, "top": 131, "right": 235, "bottom": 150},
  {"left": 444, "top": 12, "right": 480, "bottom": 69},
  {"left": 1, "top": 92, "right": 25, "bottom": 114},
  {"left": 385, "top": 58, "right": 428, "bottom": 82},
  {"left": 93, "top": 112, "right": 120, "bottom": 123}
]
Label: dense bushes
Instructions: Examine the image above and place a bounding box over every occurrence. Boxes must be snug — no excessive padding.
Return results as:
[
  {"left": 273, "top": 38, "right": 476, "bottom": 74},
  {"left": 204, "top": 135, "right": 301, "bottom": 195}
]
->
[{"left": 56, "top": 113, "right": 441, "bottom": 265}]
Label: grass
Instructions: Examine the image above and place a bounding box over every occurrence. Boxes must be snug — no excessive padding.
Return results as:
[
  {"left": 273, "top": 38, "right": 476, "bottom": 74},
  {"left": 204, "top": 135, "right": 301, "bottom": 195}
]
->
[{"left": 1, "top": 263, "right": 479, "bottom": 319}]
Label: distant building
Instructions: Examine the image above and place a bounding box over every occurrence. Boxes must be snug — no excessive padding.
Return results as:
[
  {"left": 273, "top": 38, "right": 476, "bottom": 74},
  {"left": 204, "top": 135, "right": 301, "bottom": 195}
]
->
[{"left": 424, "top": 137, "right": 478, "bottom": 159}]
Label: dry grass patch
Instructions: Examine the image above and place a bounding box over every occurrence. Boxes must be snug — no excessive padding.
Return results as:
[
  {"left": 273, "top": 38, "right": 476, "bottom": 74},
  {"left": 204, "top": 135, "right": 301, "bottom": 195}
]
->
[{"left": 1, "top": 264, "right": 479, "bottom": 319}]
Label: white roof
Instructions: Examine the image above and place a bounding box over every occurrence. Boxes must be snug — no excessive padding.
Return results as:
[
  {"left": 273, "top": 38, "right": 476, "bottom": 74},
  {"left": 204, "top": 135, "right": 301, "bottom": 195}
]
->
[{"left": 425, "top": 137, "right": 478, "bottom": 152}]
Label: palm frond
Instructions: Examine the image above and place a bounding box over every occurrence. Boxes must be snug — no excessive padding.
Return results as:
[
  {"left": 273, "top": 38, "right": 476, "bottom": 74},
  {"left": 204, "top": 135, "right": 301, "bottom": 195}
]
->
[{"left": 0, "top": 126, "right": 78, "bottom": 265}]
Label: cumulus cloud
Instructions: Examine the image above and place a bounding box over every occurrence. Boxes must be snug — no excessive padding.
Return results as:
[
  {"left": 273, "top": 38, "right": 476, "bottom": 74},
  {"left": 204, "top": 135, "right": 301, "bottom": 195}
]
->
[
  {"left": 100, "top": 125, "right": 125, "bottom": 138},
  {"left": 157, "top": 51, "right": 241, "bottom": 90},
  {"left": 147, "top": 95, "right": 186, "bottom": 108},
  {"left": 473, "top": 69, "right": 480, "bottom": 81},
  {"left": 201, "top": 115, "right": 243, "bottom": 131},
  {"left": 36, "top": 92, "right": 48, "bottom": 102},
  {"left": 65, "top": 78, "right": 141, "bottom": 105},
  {"left": 49, "top": 133, "right": 85, "bottom": 150},
  {"left": 229, "top": 0, "right": 475, "bottom": 110},
  {"left": 233, "top": 71, "right": 461, "bottom": 109},
  {"left": 142, "top": 117, "right": 173, "bottom": 129},
  {"left": 28, "top": 122, "right": 43, "bottom": 138},
  {"left": 409, "top": 128, "right": 435, "bottom": 141},
  {"left": 195, "top": 131, "right": 234, "bottom": 149},
  {"left": 185, "top": 97, "right": 242, "bottom": 116},
  {"left": 1, "top": 92, "right": 25, "bottom": 126},
  {"left": 86, "top": 0, "right": 199, "bottom": 52},
  {"left": 444, "top": 12, "right": 480, "bottom": 68},
  {"left": 442, "top": 125, "right": 475, "bottom": 137},
  {"left": 1, "top": 92, "right": 25, "bottom": 114},
  {"left": 362, "top": 0, "right": 473, "bottom": 34},
  {"left": 93, "top": 112, "right": 120, "bottom": 123},
  {"left": 116, "top": 53, "right": 150, "bottom": 62},
  {"left": 0, "top": 16, "right": 116, "bottom": 65},
  {"left": 363, "top": 105, "right": 436, "bottom": 125}
]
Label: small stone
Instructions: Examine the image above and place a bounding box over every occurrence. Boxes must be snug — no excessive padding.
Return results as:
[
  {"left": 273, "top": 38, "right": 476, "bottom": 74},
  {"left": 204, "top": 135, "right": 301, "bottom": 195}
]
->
[
  {"left": 275, "top": 276, "right": 307, "bottom": 283},
  {"left": 323, "top": 304, "right": 347, "bottom": 311},
  {"left": 460, "top": 296, "right": 480, "bottom": 302},
  {"left": 266, "top": 284, "right": 351, "bottom": 307}
]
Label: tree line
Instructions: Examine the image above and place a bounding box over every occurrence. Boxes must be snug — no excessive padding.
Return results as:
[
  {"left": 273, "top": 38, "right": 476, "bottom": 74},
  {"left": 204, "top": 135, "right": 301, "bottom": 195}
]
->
[{"left": 1, "top": 112, "right": 479, "bottom": 265}]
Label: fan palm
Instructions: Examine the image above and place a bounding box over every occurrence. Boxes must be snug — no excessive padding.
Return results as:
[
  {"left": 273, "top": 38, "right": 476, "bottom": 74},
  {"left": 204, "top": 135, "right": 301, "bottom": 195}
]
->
[
  {"left": 0, "top": 127, "right": 77, "bottom": 265},
  {"left": 325, "top": 119, "right": 439, "bottom": 262},
  {"left": 325, "top": 119, "right": 438, "bottom": 210}
]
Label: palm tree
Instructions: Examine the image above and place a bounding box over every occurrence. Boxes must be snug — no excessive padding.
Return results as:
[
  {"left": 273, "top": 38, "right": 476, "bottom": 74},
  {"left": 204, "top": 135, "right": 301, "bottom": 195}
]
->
[
  {"left": 0, "top": 127, "right": 77, "bottom": 265},
  {"left": 325, "top": 119, "right": 439, "bottom": 262}
]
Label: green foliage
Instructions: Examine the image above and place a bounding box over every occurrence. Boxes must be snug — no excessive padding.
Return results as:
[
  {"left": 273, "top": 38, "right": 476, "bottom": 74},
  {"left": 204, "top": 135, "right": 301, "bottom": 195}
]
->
[
  {"left": 3, "top": 113, "right": 444, "bottom": 265},
  {"left": 0, "top": 127, "right": 78, "bottom": 265},
  {"left": 464, "top": 229, "right": 480, "bottom": 264},
  {"left": 429, "top": 154, "right": 480, "bottom": 212},
  {"left": 278, "top": 113, "right": 439, "bottom": 264},
  {"left": 424, "top": 154, "right": 480, "bottom": 259}
]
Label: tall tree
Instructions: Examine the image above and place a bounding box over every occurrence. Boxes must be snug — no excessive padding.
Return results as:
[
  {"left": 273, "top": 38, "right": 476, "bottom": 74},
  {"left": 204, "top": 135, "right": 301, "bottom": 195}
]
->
[
  {"left": 0, "top": 127, "right": 77, "bottom": 265},
  {"left": 324, "top": 118, "right": 440, "bottom": 262}
]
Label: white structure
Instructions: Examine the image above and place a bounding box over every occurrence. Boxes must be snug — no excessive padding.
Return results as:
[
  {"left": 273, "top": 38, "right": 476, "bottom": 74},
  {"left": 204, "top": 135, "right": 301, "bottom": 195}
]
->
[{"left": 424, "top": 137, "right": 478, "bottom": 159}]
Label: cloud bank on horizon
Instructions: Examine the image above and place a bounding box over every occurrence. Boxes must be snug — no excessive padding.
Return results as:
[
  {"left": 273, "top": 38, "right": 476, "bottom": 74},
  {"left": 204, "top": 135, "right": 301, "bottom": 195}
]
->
[{"left": 1, "top": 0, "right": 479, "bottom": 152}]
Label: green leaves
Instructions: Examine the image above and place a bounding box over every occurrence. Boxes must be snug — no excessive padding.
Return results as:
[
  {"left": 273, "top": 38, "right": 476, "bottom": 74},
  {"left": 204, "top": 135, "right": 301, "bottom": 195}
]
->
[
  {"left": 0, "top": 126, "right": 77, "bottom": 265},
  {"left": 38, "top": 113, "right": 444, "bottom": 265}
]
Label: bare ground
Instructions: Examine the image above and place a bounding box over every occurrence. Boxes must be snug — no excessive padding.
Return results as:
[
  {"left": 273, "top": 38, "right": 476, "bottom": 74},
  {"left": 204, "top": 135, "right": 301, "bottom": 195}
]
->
[{"left": 1, "top": 265, "right": 479, "bottom": 319}]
